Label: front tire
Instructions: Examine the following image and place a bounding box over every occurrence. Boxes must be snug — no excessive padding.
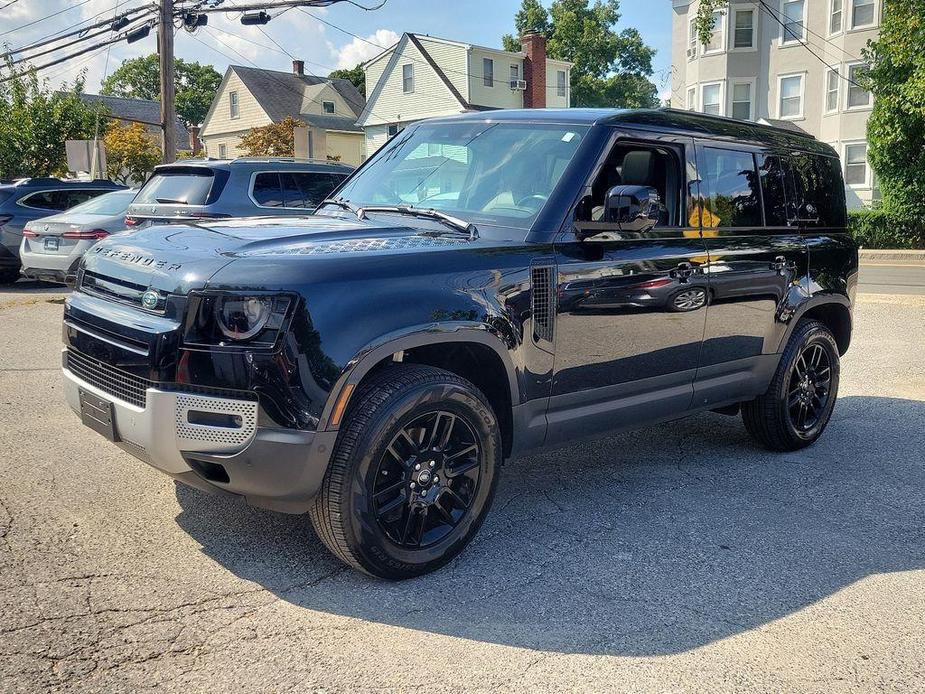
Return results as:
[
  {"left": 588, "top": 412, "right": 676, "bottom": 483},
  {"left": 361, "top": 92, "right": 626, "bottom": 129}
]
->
[
  {"left": 309, "top": 365, "right": 501, "bottom": 579},
  {"left": 742, "top": 319, "right": 840, "bottom": 451}
]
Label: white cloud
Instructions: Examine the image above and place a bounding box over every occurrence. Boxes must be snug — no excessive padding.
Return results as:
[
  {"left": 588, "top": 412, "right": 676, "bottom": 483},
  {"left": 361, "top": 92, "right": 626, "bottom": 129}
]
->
[{"left": 332, "top": 29, "right": 399, "bottom": 69}]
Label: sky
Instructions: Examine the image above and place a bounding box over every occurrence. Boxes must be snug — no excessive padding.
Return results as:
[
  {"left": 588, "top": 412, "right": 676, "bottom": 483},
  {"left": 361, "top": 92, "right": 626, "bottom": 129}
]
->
[{"left": 0, "top": 0, "right": 674, "bottom": 102}]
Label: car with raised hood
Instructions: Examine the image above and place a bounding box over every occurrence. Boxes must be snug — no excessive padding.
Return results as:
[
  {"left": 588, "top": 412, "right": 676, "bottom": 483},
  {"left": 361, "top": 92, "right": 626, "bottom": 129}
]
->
[
  {"left": 0, "top": 178, "right": 125, "bottom": 284},
  {"left": 123, "top": 157, "right": 354, "bottom": 229},
  {"left": 61, "top": 109, "right": 858, "bottom": 579},
  {"left": 20, "top": 189, "right": 138, "bottom": 285}
]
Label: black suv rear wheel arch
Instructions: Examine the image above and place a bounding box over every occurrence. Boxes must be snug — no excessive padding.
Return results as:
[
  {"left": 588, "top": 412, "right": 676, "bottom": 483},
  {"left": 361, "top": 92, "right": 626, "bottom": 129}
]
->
[{"left": 790, "top": 300, "right": 852, "bottom": 355}]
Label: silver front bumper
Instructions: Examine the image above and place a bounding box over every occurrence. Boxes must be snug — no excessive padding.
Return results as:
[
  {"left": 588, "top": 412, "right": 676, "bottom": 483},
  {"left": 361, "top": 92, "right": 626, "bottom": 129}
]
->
[{"left": 63, "top": 365, "right": 258, "bottom": 474}]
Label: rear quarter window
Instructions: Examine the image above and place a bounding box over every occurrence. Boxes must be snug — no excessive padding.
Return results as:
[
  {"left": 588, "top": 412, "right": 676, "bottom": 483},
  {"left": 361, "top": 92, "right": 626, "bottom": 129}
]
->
[
  {"left": 788, "top": 153, "right": 847, "bottom": 228},
  {"left": 251, "top": 171, "right": 347, "bottom": 209},
  {"left": 18, "top": 190, "right": 66, "bottom": 211}
]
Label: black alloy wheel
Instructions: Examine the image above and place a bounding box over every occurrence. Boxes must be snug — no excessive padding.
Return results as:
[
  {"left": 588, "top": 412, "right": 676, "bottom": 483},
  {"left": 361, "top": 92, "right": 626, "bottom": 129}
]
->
[
  {"left": 786, "top": 342, "right": 832, "bottom": 432},
  {"left": 373, "top": 410, "right": 482, "bottom": 548}
]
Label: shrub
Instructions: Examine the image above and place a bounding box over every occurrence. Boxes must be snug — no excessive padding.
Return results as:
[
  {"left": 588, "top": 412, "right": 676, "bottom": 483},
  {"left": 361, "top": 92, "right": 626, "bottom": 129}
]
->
[{"left": 847, "top": 209, "right": 925, "bottom": 249}]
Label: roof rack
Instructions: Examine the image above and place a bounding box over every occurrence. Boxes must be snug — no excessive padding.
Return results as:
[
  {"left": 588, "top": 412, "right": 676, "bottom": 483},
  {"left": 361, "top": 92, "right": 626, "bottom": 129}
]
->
[
  {"left": 229, "top": 156, "right": 346, "bottom": 165},
  {"left": 657, "top": 107, "right": 819, "bottom": 140}
]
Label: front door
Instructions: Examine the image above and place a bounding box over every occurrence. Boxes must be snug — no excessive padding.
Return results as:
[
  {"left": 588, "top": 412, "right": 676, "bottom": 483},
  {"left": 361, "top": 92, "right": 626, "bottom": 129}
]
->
[
  {"left": 693, "top": 146, "right": 809, "bottom": 409},
  {"left": 546, "top": 133, "right": 708, "bottom": 446}
]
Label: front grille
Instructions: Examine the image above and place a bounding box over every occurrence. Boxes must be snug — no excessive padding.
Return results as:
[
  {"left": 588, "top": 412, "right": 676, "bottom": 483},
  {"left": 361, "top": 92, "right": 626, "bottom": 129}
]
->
[
  {"left": 78, "top": 270, "right": 165, "bottom": 313},
  {"left": 65, "top": 350, "right": 151, "bottom": 408}
]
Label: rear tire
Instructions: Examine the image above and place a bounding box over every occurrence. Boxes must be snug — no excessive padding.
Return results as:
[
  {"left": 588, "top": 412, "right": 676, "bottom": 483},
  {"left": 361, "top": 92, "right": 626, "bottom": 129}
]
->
[
  {"left": 742, "top": 319, "right": 840, "bottom": 451},
  {"left": 309, "top": 364, "right": 501, "bottom": 579}
]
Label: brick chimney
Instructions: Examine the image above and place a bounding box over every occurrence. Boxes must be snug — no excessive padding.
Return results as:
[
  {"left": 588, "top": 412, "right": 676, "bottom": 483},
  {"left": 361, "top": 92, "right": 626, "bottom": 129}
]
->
[
  {"left": 292, "top": 59, "right": 305, "bottom": 76},
  {"left": 521, "top": 32, "right": 546, "bottom": 109},
  {"left": 188, "top": 125, "right": 202, "bottom": 155}
]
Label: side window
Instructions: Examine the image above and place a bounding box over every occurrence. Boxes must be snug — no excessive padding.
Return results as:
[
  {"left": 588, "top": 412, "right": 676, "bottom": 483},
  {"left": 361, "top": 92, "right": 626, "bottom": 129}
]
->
[
  {"left": 582, "top": 142, "right": 683, "bottom": 226},
  {"left": 758, "top": 155, "right": 790, "bottom": 227},
  {"left": 788, "top": 153, "right": 846, "bottom": 227},
  {"left": 293, "top": 172, "right": 345, "bottom": 207},
  {"left": 18, "top": 190, "right": 65, "bottom": 210},
  {"left": 280, "top": 173, "right": 306, "bottom": 208},
  {"left": 251, "top": 173, "right": 283, "bottom": 207},
  {"left": 700, "top": 147, "right": 761, "bottom": 228},
  {"left": 63, "top": 189, "right": 107, "bottom": 209}
]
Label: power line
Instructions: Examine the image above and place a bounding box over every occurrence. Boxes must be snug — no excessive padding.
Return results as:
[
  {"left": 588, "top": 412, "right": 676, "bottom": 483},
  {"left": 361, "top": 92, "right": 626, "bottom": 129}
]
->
[
  {"left": 0, "top": 0, "right": 22, "bottom": 10},
  {"left": 756, "top": 0, "right": 863, "bottom": 63},
  {"left": 0, "top": 0, "right": 96, "bottom": 38}
]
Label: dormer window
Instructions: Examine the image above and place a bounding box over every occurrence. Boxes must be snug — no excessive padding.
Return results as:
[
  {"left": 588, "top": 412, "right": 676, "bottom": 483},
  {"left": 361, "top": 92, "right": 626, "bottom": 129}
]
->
[{"left": 323, "top": 100, "right": 336, "bottom": 114}]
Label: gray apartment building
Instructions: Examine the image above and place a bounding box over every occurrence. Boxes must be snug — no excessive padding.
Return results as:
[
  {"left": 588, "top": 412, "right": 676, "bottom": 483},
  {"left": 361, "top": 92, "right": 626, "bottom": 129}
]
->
[{"left": 671, "top": 0, "right": 880, "bottom": 207}]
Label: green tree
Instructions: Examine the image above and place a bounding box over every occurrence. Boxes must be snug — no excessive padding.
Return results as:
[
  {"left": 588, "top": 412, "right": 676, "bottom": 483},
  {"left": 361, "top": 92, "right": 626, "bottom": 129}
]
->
[
  {"left": 238, "top": 116, "right": 305, "bottom": 157},
  {"left": 502, "top": 0, "right": 658, "bottom": 108},
  {"left": 863, "top": 0, "right": 925, "bottom": 223},
  {"left": 101, "top": 54, "right": 221, "bottom": 126},
  {"left": 0, "top": 64, "right": 100, "bottom": 179},
  {"left": 103, "top": 121, "right": 161, "bottom": 185},
  {"left": 691, "top": 0, "right": 728, "bottom": 45},
  {"left": 328, "top": 64, "right": 366, "bottom": 97}
]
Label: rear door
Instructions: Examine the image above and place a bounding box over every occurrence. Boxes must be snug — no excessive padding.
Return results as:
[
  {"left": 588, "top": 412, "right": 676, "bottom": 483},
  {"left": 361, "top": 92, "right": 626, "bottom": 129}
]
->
[{"left": 693, "top": 144, "right": 809, "bottom": 409}]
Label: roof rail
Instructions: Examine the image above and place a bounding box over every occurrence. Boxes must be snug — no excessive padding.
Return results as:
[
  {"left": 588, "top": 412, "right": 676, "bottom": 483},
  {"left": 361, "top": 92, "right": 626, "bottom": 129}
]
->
[
  {"left": 230, "top": 156, "right": 345, "bottom": 165},
  {"left": 657, "top": 107, "right": 819, "bottom": 140}
]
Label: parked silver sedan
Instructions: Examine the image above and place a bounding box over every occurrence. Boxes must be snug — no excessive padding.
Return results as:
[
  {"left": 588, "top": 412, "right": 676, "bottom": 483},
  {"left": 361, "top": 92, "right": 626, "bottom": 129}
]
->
[{"left": 19, "top": 189, "right": 137, "bottom": 285}]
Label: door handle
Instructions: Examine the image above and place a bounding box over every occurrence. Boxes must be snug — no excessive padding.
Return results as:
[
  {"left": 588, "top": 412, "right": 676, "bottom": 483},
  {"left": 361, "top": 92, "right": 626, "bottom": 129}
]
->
[{"left": 670, "top": 262, "right": 695, "bottom": 281}]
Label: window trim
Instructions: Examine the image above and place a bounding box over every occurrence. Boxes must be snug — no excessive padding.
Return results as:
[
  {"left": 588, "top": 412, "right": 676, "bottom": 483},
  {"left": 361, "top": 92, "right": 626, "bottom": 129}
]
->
[
  {"left": 780, "top": 0, "right": 807, "bottom": 46},
  {"left": 556, "top": 69, "right": 567, "bottom": 98},
  {"left": 218, "top": 143, "right": 227, "bottom": 159},
  {"left": 322, "top": 100, "right": 336, "bottom": 114},
  {"left": 510, "top": 63, "right": 519, "bottom": 84},
  {"left": 849, "top": 0, "right": 877, "bottom": 31},
  {"left": 482, "top": 57, "right": 494, "bottom": 87},
  {"left": 402, "top": 63, "right": 414, "bottom": 93},
  {"left": 777, "top": 72, "right": 806, "bottom": 120},
  {"left": 229, "top": 91, "right": 239, "bottom": 120},
  {"left": 700, "top": 80, "right": 725, "bottom": 116},
  {"left": 729, "top": 78, "right": 756, "bottom": 121},
  {"left": 829, "top": 0, "right": 844, "bottom": 35},
  {"left": 730, "top": 5, "right": 758, "bottom": 52},
  {"left": 844, "top": 61, "right": 873, "bottom": 111},
  {"left": 688, "top": 17, "right": 698, "bottom": 59},
  {"left": 247, "top": 170, "right": 347, "bottom": 211},
  {"left": 843, "top": 140, "right": 871, "bottom": 188},
  {"left": 387, "top": 123, "right": 400, "bottom": 137},
  {"left": 701, "top": 10, "right": 726, "bottom": 55},
  {"left": 824, "top": 67, "right": 841, "bottom": 114},
  {"left": 686, "top": 85, "right": 697, "bottom": 111}
]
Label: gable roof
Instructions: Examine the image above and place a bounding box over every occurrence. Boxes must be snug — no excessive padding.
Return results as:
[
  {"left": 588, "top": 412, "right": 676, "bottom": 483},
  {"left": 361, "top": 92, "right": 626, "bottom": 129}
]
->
[
  {"left": 231, "top": 65, "right": 365, "bottom": 121},
  {"left": 78, "top": 93, "right": 190, "bottom": 148}
]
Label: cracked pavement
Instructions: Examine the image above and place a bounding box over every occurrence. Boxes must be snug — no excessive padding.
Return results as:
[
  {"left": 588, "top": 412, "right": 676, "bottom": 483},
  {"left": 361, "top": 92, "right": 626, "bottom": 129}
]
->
[{"left": 1, "top": 282, "right": 923, "bottom": 692}]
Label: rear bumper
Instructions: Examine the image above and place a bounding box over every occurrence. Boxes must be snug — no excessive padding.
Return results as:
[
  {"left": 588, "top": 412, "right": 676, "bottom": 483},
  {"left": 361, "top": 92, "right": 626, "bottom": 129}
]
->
[
  {"left": 20, "top": 244, "right": 84, "bottom": 284},
  {"left": 62, "top": 359, "right": 330, "bottom": 513}
]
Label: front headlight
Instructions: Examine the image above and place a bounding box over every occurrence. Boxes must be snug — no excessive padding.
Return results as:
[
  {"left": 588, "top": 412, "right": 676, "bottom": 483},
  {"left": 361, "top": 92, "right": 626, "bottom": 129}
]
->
[{"left": 183, "top": 292, "right": 292, "bottom": 349}]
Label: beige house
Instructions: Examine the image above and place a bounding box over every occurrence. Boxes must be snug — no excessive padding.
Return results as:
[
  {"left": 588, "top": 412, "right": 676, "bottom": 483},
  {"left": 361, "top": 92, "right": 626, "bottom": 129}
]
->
[
  {"left": 199, "top": 61, "right": 366, "bottom": 165},
  {"left": 359, "top": 32, "right": 572, "bottom": 156},
  {"left": 672, "top": 0, "right": 880, "bottom": 207}
]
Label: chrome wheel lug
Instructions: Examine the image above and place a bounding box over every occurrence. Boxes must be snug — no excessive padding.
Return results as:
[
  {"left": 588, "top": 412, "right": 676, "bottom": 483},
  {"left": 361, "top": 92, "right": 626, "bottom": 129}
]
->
[
  {"left": 429, "top": 461, "right": 435, "bottom": 468},
  {"left": 415, "top": 463, "right": 421, "bottom": 471},
  {"left": 409, "top": 482, "right": 416, "bottom": 489}
]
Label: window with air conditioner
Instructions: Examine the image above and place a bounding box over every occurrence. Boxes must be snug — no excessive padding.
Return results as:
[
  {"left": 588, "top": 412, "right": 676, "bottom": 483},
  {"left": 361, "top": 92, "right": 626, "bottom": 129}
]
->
[
  {"left": 851, "top": 0, "right": 875, "bottom": 28},
  {"left": 846, "top": 63, "right": 872, "bottom": 108},
  {"left": 733, "top": 8, "right": 755, "bottom": 49},
  {"left": 781, "top": 0, "right": 805, "bottom": 44},
  {"left": 778, "top": 74, "right": 804, "bottom": 118},
  {"left": 825, "top": 69, "right": 840, "bottom": 113},
  {"left": 702, "top": 82, "right": 723, "bottom": 115},
  {"left": 731, "top": 82, "right": 753, "bottom": 120}
]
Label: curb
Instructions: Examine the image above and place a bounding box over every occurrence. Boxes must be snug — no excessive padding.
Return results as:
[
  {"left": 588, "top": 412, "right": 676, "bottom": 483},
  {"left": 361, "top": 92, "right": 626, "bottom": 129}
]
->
[{"left": 859, "top": 249, "right": 925, "bottom": 265}]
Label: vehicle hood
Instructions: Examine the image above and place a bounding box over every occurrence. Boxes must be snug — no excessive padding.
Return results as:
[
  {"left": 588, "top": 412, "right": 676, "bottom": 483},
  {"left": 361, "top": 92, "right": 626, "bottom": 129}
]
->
[{"left": 80, "top": 215, "right": 475, "bottom": 294}]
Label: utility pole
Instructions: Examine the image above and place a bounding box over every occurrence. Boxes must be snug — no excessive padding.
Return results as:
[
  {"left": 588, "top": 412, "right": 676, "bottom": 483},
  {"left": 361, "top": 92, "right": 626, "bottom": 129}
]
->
[{"left": 157, "top": 0, "right": 177, "bottom": 163}]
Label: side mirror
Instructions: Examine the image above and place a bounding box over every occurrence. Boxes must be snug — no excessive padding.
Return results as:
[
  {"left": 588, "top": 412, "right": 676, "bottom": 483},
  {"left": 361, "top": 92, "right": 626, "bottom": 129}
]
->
[{"left": 602, "top": 185, "right": 660, "bottom": 232}]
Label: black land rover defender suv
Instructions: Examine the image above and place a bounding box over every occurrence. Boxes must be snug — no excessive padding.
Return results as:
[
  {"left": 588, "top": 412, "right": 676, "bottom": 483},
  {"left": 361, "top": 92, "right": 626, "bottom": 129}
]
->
[{"left": 62, "top": 109, "right": 858, "bottom": 579}]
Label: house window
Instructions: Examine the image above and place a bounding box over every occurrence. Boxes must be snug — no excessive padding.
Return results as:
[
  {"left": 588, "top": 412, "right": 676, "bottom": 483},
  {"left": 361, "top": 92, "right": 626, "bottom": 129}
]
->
[
  {"left": 510, "top": 63, "right": 519, "bottom": 85},
  {"left": 825, "top": 68, "right": 840, "bottom": 112},
  {"left": 731, "top": 82, "right": 753, "bottom": 120},
  {"left": 322, "top": 100, "right": 335, "bottom": 114},
  {"left": 483, "top": 58, "right": 494, "bottom": 87},
  {"left": 688, "top": 18, "right": 697, "bottom": 58},
  {"left": 402, "top": 63, "right": 413, "bottom": 93},
  {"left": 781, "top": 0, "right": 805, "bottom": 43},
  {"left": 701, "top": 82, "right": 722, "bottom": 115},
  {"left": 556, "top": 70, "right": 567, "bottom": 98},
  {"left": 846, "top": 63, "right": 871, "bottom": 108},
  {"left": 229, "top": 91, "right": 239, "bottom": 119},
  {"left": 686, "top": 86, "right": 697, "bottom": 111},
  {"left": 218, "top": 143, "right": 227, "bottom": 158},
  {"left": 830, "top": 0, "right": 843, "bottom": 33},
  {"left": 844, "top": 143, "right": 869, "bottom": 186},
  {"left": 703, "top": 11, "right": 725, "bottom": 53},
  {"left": 778, "top": 74, "right": 804, "bottom": 118},
  {"left": 851, "top": 0, "right": 875, "bottom": 28},
  {"left": 387, "top": 123, "right": 399, "bottom": 137},
  {"left": 733, "top": 8, "right": 755, "bottom": 49}
]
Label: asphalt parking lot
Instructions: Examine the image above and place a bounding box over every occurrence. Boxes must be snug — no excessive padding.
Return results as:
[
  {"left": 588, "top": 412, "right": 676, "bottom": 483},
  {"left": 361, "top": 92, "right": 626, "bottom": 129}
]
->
[{"left": 1, "top": 279, "right": 923, "bottom": 693}]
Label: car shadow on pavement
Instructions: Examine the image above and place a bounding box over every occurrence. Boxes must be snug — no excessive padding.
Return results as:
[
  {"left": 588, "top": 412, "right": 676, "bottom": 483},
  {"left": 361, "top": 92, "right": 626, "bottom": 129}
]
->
[{"left": 173, "top": 394, "right": 925, "bottom": 656}]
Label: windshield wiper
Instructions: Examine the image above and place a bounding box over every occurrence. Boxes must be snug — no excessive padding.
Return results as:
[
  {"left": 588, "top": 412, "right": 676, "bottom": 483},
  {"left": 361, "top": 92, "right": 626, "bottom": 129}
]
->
[
  {"left": 155, "top": 197, "right": 187, "bottom": 205},
  {"left": 356, "top": 205, "right": 479, "bottom": 240},
  {"left": 317, "top": 197, "right": 360, "bottom": 215}
]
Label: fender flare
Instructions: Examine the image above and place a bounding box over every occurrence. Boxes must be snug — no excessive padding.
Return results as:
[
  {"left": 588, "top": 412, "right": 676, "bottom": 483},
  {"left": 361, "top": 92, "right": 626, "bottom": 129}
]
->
[
  {"left": 775, "top": 292, "right": 852, "bottom": 353},
  {"left": 317, "top": 321, "right": 522, "bottom": 434}
]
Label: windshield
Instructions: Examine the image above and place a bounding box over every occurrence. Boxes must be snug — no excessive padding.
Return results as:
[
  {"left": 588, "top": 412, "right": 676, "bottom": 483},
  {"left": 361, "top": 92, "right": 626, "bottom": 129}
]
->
[
  {"left": 334, "top": 121, "right": 588, "bottom": 229},
  {"left": 65, "top": 190, "right": 136, "bottom": 216},
  {"left": 134, "top": 169, "right": 214, "bottom": 205}
]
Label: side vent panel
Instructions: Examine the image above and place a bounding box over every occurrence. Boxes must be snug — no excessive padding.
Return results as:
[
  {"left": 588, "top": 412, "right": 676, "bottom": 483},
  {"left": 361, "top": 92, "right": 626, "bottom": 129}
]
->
[{"left": 530, "top": 264, "right": 556, "bottom": 344}]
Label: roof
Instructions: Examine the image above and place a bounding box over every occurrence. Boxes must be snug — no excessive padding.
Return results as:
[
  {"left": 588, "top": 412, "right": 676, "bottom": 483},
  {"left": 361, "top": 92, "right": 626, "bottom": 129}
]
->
[
  {"left": 229, "top": 65, "right": 366, "bottom": 124},
  {"left": 151, "top": 158, "right": 354, "bottom": 174},
  {"left": 78, "top": 93, "right": 190, "bottom": 148},
  {"left": 428, "top": 108, "right": 834, "bottom": 155}
]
